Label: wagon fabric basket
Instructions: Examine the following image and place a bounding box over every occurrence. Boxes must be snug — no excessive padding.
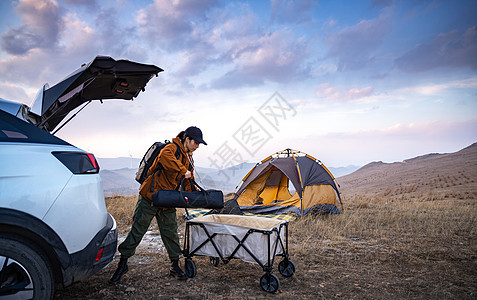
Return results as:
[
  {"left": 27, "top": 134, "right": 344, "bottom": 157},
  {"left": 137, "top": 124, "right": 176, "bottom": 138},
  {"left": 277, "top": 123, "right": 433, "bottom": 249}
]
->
[
  {"left": 182, "top": 214, "right": 296, "bottom": 293},
  {"left": 189, "top": 215, "right": 284, "bottom": 265},
  {"left": 152, "top": 179, "right": 224, "bottom": 209}
]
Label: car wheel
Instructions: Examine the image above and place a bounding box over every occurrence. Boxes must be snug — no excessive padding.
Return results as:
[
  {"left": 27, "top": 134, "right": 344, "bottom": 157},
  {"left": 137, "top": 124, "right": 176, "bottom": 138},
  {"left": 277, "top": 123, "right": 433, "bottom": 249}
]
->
[{"left": 0, "top": 237, "right": 55, "bottom": 300}]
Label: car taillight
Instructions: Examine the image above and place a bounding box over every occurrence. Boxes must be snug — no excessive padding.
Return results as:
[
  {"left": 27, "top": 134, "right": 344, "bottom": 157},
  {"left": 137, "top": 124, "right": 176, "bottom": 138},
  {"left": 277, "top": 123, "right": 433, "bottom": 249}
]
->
[
  {"left": 95, "top": 248, "right": 104, "bottom": 262},
  {"left": 52, "top": 152, "right": 100, "bottom": 174},
  {"left": 87, "top": 153, "right": 99, "bottom": 169}
]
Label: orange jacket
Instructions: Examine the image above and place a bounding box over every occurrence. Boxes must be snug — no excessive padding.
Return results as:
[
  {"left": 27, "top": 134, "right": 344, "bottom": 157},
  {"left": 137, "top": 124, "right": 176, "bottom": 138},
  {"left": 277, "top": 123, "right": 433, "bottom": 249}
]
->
[{"left": 139, "top": 137, "right": 195, "bottom": 202}]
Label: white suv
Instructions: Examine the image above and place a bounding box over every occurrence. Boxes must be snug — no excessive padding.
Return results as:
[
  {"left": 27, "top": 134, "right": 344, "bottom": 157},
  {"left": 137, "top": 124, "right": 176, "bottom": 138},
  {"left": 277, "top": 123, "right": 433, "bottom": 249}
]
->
[{"left": 0, "top": 56, "right": 162, "bottom": 299}]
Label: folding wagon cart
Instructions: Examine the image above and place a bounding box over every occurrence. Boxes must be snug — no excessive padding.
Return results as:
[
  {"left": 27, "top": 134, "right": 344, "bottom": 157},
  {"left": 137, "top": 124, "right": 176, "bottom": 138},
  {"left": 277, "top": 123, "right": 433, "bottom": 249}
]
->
[{"left": 182, "top": 214, "right": 296, "bottom": 293}]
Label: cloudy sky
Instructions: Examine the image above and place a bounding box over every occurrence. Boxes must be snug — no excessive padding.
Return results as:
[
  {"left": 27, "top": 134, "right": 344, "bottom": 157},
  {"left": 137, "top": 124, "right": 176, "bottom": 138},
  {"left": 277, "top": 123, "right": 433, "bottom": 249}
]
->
[{"left": 0, "top": 0, "right": 476, "bottom": 170}]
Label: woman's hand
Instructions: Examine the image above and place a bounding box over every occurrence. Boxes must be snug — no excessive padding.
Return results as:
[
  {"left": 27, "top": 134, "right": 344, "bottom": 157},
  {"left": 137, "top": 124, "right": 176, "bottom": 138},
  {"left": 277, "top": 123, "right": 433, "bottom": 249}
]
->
[{"left": 185, "top": 170, "right": 192, "bottom": 178}]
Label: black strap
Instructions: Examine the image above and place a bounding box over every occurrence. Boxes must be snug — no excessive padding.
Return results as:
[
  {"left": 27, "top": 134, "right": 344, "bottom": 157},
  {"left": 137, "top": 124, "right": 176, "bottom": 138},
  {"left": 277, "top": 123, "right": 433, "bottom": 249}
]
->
[
  {"left": 150, "top": 142, "right": 181, "bottom": 193},
  {"left": 175, "top": 176, "right": 208, "bottom": 208},
  {"left": 174, "top": 176, "right": 205, "bottom": 192},
  {"left": 146, "top": 142, "right": 181, "bottom": 180},
  {"left": 189, "top": 178, "right": 206, "bottom": 193},
  {"left": 173, "top": 176, "right": 207, "bottom": 219},
  {"left": 150, "top": 166, "right": 163, "bottom": 192}
]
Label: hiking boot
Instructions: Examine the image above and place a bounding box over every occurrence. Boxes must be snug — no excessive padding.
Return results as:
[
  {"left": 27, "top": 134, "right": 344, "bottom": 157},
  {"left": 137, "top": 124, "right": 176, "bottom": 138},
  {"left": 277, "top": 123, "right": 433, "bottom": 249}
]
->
[
  {"left": 169, "top": 259, "right": 187, "bottom": 280},
  {"left": 109, "top": 257, "right": 128, "bottom": 283}
]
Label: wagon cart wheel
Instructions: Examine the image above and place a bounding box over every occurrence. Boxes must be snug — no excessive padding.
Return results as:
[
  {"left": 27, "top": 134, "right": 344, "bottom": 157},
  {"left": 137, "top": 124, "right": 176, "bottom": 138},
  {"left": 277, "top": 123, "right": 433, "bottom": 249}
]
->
[
  {"left": 184, "top": 259, "right": 197, "bottom": 278},
  {"left": 209, "top": 257, "right": 220, "bottom": 267},
  {"left": 259, "top": 273, "right": 279, "bottom": 293},
  {"left": 278, "top": 259, "right": 296, "bottom": 277}
]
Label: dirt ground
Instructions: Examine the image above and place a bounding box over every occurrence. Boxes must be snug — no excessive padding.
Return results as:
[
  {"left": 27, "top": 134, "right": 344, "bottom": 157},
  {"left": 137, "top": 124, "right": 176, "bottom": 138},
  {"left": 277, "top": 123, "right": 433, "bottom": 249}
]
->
[{"left": 54, "top": 222, "right": 476, "bottom": 299}]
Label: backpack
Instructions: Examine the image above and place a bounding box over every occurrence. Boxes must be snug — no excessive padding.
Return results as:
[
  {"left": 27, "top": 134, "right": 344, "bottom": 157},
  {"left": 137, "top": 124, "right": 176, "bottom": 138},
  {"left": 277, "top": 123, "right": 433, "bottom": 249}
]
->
[{"left": 135, "top": 140, "right": 180, "bottom": 184}]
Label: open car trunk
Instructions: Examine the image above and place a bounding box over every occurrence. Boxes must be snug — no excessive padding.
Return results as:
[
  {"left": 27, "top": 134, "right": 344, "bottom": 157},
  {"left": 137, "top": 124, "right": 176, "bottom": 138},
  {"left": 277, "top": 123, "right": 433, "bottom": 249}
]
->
[{"left": 29, "top": 56, "right": 162, "bottom": 132}]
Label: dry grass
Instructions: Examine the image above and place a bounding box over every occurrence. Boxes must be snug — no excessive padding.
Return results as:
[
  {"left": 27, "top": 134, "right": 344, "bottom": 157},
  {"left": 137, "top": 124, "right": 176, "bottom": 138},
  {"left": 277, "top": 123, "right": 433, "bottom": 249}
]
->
[
  {"left": 56, "top": 145, "right": 477, "bottom": 298},
  {"left": 290, "top": 194, "right": 476, "bottom": 254},
  {"left": 105, "top": 195, "right": 137, "bottom": 234},
  {"left": 99, "top": 193, "right": 477, "bottom": 299},
  {"left": 107, "top": 192, "right": 476, "bottom": 244}
]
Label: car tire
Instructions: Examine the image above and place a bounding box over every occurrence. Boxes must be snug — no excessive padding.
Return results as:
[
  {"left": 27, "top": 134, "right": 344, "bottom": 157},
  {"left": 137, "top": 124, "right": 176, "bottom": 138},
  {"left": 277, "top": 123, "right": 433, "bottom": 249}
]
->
[{"left": 0, "top": 236, "right": 55, "bottom": 300}]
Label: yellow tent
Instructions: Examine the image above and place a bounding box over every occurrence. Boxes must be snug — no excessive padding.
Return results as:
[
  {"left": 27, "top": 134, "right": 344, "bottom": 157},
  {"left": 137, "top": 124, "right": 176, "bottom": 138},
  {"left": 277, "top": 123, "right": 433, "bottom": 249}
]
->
[{"left": 234, "top": 149, "right": 344, "bottom": 216}]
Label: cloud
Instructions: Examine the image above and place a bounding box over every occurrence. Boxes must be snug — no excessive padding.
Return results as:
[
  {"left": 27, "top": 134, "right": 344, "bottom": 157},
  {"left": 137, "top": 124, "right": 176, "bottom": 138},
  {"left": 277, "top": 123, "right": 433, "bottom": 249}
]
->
[
  {"left": 209, "top": 69, "right": 265, "bottom": 89},
  {"left": 270, "top": 0, "right": 315, "bottom": 24},
  {"left": 1, "top": 0, "right": 64, "bottom": 55},
  {"left": 395, "top": 77, "right": 477, "bottom": 95},
  {"left": 135, "top": 1, "right": 313, "bottom": 89},
  {"left": 371, "top": 0, "right": 394, "bottom": 8},
  {"left": 134, "top": 0, "right": 226, "bottom": 85},
  {"left": 135, "top": 0, "right": 219, "bottom": 50},
  {"left": 210, "top": 30, "right": 311, "bottom": 88},
  {"left": 324, "top": 9, "right": 391, "bottom": 71},
  {"left": 62, "top": 0, "right": 99, "bottom": 11},
  {"left": 0, "top": 82, "right": 30, "bottom": 102},
  {"left": 0, "top": 1, "right": 147, "bottom": 93},
  {"left": 171, "top": 43, "right": 218, "bottom": 78},
  {"left": 94, "top": 8, "right": 139, "bottom": 58},
  {"left": 0, "top": 1, "right": 98, "bottom": 90},
  {"left": 0, "top": 11, "right": 99, "bottom": 89},
  {"left": 0, "top": 51, "right": 51, "bottom": 90},
  {"left": 395, "top": 26, "right": 477, "bottom": 73},
  {"left": 315, "top": 83, "right": 374, "bottom": 101}
]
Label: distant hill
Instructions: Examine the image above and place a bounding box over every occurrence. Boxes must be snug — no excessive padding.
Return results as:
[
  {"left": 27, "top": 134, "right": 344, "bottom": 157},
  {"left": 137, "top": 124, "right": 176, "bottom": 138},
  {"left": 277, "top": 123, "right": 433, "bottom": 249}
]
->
[
  {"left": 99, "top": 142, "right": 477, "bottom": 198},
  {"left": 103, "top": 143, "right": 477, "bottom": 199},
  {"left": 97, "top": 157, "right": 140, "bottom": 170},
  {"left": 194, "top": 162, "right": 256, "bottom": 192},
  {"left": 98, "top": 157, "right": 358, "bottom": 196},
  {"left": 100, "top": 168, "right": 139, "bottom": 196},
  {"left": 338, "top": 142, "right": 477, "bottom": 199},
  {"left": 329, "top": 165, "right": 360, "bottom": 177},
  {"left": 98, "top": 162, "right": 256, "bottom": 196}
]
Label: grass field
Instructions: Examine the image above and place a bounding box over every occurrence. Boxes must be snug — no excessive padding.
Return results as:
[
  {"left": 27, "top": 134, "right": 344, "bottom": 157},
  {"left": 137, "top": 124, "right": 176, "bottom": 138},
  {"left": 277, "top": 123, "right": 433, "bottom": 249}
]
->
[{"left": 54, "top": 192, "right": 476, "bottom": 299}]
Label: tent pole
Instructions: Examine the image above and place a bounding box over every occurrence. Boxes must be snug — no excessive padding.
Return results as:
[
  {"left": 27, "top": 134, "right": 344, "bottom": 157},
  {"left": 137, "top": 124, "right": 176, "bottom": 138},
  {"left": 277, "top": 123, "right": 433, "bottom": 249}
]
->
[{"left": 292, "top": 154, "right": 304, "bottom": 217}]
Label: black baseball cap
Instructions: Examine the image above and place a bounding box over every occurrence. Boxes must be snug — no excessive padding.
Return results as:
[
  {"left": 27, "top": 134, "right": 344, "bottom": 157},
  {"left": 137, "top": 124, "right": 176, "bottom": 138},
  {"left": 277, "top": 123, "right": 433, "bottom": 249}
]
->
[{"left": 185, "top": 126, "right": 207, "bottom": 145}]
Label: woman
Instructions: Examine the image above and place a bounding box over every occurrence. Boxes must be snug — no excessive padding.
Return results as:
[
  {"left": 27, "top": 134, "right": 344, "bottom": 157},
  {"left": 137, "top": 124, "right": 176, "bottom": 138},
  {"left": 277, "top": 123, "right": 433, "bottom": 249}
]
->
[{"left": 110, "top": 126, "right": 207, "bottom": 283}]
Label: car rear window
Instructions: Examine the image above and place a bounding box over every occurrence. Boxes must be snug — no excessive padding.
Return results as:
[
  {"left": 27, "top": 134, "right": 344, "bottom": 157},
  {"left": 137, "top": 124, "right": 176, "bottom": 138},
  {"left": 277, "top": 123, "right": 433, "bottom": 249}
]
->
[{"left": 0, "top": 109, "right": 70, "bottom": 145}]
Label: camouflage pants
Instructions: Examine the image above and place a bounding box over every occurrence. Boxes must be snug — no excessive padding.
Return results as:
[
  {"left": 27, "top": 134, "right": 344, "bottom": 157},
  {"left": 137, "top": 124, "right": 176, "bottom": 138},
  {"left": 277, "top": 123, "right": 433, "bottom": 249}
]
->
[{"left": 118, "top": 195, "right": 182, "bottom": 261}]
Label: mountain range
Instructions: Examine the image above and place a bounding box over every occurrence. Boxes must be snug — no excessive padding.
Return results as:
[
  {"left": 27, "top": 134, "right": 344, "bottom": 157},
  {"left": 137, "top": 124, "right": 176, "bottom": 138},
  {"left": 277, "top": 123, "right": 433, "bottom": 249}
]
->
[
  {"left": 98, "top": 142, "right": 476, "bottom": 197},
  {"left": 97, "top": 157, "right": 359, "bottom": 196},
  {"left": 338, "top": 142, "right": 477, "bottom": 198}
]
